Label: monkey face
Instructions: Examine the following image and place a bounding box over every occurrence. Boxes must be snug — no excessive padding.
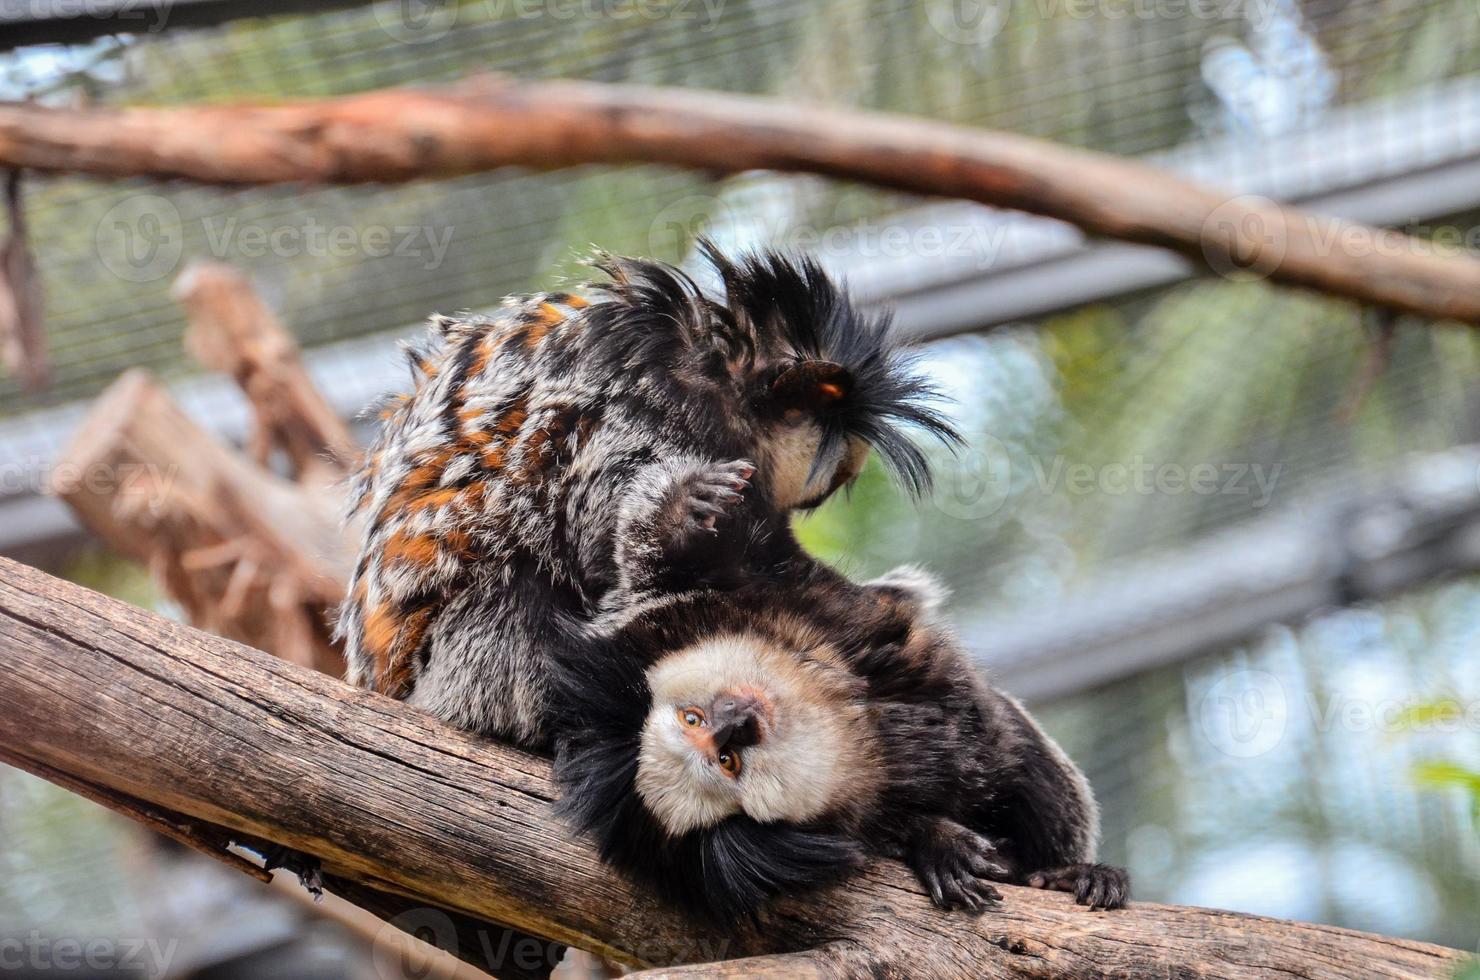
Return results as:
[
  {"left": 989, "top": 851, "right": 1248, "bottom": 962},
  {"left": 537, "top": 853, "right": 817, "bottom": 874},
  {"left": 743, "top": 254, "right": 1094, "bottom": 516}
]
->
[
  {"left": 753, "top": 359, "right": 873, "bottom": 510},
  {"left": 634, "top": 634, "right": 871, "bottom": 836}
]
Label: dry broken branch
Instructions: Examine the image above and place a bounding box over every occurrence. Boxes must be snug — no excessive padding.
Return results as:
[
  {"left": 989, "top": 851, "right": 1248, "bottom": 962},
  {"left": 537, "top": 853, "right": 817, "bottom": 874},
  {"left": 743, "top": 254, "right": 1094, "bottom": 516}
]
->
[
  {"left": 0, "top": 78, "right": 1476, "bottom": 325},
  {"left": 47, "top": 369, "right": 351, "bottom": 673},
  {"left": 0, "top": 557, "right": 1465, "bottom": 979},
  {"left": 174, "top": 259, "right": 359, "bottom": 482}
]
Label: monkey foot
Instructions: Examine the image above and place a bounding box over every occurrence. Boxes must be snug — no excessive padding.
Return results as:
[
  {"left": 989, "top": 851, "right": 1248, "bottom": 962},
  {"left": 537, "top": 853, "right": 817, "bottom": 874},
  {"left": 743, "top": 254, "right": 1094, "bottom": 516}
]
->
[
  {"left": 1026, "top": 863, "right": 1130, "bottom": 910},
  {"left": 909, "top": 819, "right": 1007, "bottom": 915},
  {"left": 259, "top": 844, "right": 324, "bottom": 899}
]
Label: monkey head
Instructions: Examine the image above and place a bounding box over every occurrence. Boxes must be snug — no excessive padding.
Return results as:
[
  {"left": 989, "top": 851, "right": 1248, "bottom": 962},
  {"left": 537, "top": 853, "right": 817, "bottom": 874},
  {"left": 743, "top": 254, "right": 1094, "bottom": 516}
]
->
[
  {"left": 634, "top": 632, "right": 878, "bottom": 837},
  {"left": 592, "top": 242, "right": 960, "bottom": 512},
  {"left": 552, "top": 600, "right": 881, "bottom": 920}
]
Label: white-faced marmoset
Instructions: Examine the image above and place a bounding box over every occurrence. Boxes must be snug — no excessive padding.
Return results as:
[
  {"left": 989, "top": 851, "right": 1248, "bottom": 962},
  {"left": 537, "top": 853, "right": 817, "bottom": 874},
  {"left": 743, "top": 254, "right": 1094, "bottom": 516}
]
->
[
  {"left": 550, "top": 479, "right": 1129, "bottom": 920},
  {"left": 338, "top": 243, "right": 957, "bottom": 747}
]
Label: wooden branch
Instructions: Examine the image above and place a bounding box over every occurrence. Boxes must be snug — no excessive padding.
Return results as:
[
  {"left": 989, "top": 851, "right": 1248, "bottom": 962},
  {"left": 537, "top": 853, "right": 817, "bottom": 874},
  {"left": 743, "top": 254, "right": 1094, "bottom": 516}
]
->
[
  {"left": 48, "top": 369, "right": 351, "bottom": 673},
  {"left": 174, "top": 259, "right": 359, "bottom": 482},
  {"left": 0, "top": 78, "right": 1477, "bottom": 324},
  {"left": 0, "top": 557, "right": 1464, "bottom": 978}
]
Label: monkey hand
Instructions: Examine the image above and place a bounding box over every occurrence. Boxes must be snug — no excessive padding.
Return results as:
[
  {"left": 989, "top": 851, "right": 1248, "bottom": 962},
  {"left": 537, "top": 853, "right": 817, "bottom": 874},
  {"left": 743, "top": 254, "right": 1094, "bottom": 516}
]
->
[
  {"left": 1026, "top": 863, "right": 1131, "bottom": 910},
  {"left": 906, "top": 817, "right": 1008, "bottom": 915},
  {"left": 658, "top": 458, "right": 754, "bottom": 544},
  {"left": 613, "top": 458, "right": 755, "bottom": 597}
]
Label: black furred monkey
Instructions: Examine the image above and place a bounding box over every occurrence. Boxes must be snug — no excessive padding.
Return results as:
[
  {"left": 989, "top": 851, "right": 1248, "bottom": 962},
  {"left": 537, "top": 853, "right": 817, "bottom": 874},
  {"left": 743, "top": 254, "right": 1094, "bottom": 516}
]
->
[{"left": 552, "top": 482, "right": 1130, "bottom": 921}]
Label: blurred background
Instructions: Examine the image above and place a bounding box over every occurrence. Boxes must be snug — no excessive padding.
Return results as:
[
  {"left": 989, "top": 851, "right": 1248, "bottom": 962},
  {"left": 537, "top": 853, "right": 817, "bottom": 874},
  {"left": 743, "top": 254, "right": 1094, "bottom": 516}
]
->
[{"left": 4, "top": 0, "right": 1480, "bottom": 974}]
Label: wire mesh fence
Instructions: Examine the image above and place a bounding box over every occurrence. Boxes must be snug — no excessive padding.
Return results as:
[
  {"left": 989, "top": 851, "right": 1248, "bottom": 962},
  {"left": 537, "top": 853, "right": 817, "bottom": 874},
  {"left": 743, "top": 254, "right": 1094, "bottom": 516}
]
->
[{"left": 3, "top": 0, "right": 1480, "bottom": 959}]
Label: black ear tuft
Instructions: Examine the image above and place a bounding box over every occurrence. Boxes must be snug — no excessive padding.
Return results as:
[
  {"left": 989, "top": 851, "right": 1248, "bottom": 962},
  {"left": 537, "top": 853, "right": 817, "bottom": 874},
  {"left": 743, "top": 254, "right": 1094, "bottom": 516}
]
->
[{"left": 697, "top": 238, "right": 961, "bottom": 496}]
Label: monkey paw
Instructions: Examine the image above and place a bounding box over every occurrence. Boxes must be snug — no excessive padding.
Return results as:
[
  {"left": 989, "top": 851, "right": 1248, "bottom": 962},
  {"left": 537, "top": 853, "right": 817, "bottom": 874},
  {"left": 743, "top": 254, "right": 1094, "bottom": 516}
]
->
[
  {"left": 1026, "top": 863, "right": 1130, "bottom": 910},
  {"left": 661, "top": 458, "right": 754, "bottom": 546},
  {"left": 908, "top": 819, "right": 1008, "bottom": 915}
]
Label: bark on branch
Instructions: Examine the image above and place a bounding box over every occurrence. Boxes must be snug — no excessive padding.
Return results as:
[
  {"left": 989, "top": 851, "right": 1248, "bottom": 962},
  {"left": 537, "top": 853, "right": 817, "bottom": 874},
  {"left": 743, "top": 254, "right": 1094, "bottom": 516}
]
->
[
  {"left": 0, "top": 557, "right": 1465, "bottom": 979},
  {"left": 0, "top": 78, "right": 1478, "bottom": 325}
]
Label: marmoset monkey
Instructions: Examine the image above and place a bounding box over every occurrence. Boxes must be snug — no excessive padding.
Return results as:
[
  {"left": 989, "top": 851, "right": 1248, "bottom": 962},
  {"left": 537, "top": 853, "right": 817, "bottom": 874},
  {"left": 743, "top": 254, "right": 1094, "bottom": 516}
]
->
[
  {"left": 552, "top": 484, "right": 1129, "bottom": 920},
  {"left": 338, "top": 244, "right": 956, "bottom": 746}
]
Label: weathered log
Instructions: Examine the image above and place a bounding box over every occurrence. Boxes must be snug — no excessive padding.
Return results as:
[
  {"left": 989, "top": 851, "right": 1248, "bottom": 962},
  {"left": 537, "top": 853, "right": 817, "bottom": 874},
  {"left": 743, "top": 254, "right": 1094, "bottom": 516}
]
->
[
  {"left": 47, "top": 369, "right": 350, "bottom": 673},
  {"left": 0, "top": 78, "right": 1476, "bottom": 325},
  {"left": 0, "top": 557, "right": 1464, "bottom": 978},
  {"left": 174, "top": 259, "right": 359, "bottom": 481}
]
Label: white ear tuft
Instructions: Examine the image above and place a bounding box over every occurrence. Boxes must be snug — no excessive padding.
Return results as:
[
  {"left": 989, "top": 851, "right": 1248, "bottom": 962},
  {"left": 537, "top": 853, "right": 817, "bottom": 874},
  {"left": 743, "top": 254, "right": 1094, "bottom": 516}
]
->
[{"left": 865, "top": 564, "right": 949, "bottom": 616}]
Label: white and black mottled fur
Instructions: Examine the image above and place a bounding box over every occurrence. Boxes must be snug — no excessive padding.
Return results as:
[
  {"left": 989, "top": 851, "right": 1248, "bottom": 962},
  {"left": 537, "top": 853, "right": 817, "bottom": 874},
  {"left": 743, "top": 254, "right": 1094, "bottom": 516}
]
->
[{"left": 337, "top": 243, "right": 957, "bottom": 748}]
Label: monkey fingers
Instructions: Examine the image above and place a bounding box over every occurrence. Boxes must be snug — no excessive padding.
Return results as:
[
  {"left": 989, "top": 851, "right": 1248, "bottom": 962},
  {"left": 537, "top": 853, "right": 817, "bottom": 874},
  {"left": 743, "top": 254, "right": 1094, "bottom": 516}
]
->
[
  {"left": 664, "top": 458, "right": 754, "bottom": 538},
  {"left": 1025, "top": 863, "right": 1131, "bottom": 911},
  {"left": 908, "top": 817, "right": 1007, "bottom": 915}
]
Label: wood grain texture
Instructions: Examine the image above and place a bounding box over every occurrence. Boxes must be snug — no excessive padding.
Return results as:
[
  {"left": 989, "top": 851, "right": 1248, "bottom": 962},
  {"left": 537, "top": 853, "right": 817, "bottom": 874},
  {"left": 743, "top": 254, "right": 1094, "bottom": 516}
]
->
[
  {"left": 0, "top": 557, "right": 1466, "bottom": 978},
  {"left": 0, "top": 78, "right": 1477, "bottom": 325}
]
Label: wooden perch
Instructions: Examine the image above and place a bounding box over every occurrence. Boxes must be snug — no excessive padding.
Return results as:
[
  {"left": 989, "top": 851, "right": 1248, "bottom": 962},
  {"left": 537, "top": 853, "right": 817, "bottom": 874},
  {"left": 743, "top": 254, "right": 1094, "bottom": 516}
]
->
[
  {"left": 0, "top": 78, "right": 1477, "bottom": 325},
  {"left": 0, "top": 557, "right": 1464, "bottom": 979},
  {"left": 48, "top": 369, "right": 351, "bottom": 673}
]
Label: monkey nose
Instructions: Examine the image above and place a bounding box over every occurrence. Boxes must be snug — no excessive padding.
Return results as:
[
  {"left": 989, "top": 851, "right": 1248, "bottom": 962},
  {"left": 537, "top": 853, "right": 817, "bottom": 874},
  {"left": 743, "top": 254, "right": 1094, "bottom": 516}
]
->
[{"left": 709, "top": 695, "right": 767, "bottom": 749}]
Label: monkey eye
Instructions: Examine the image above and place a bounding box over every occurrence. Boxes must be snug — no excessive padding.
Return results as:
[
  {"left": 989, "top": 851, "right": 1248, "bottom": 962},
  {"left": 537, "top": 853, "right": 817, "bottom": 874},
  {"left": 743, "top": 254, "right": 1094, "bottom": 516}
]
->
[
  {"left": 678, "top": 707, "right": 706, "bottom": 728},
  {"left": 717, "top": 750, "right": 742, "bottom": 777}
]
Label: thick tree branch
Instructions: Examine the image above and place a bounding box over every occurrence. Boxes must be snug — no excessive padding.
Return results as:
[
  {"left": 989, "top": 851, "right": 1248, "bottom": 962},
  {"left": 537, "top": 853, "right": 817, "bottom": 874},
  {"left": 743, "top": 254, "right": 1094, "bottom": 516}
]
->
[
  {"left": 0, "top": 78, "right": 1477, "bottom": 325},
  {"left": 0, "top": 557, "right": 1465, "bottom": 978}
]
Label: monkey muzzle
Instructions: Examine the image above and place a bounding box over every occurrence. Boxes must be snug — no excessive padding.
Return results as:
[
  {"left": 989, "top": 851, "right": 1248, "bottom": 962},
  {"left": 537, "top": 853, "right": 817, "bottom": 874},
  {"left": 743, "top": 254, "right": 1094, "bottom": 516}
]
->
[{"left": 708, "top": 692, "right": 771, "bottom": 750}]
